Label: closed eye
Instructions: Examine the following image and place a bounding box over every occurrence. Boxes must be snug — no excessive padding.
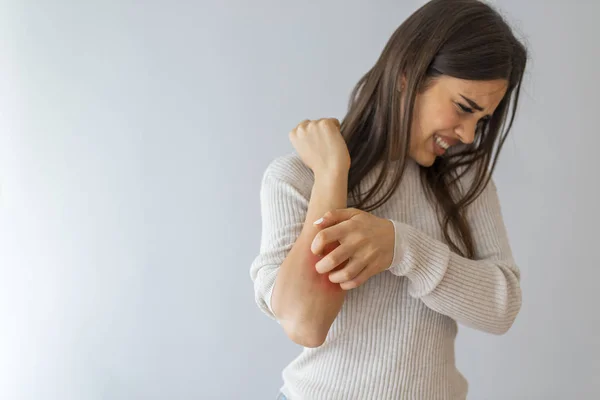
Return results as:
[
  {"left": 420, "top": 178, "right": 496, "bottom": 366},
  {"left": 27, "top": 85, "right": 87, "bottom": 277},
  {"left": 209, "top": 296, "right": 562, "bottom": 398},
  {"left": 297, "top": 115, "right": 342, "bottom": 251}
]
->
[
  {"left": 457, "top": 103, "right": 473, "bottom": 113},
  {"left": 456, "top": 102, "right": 491, "bottom": 126}
]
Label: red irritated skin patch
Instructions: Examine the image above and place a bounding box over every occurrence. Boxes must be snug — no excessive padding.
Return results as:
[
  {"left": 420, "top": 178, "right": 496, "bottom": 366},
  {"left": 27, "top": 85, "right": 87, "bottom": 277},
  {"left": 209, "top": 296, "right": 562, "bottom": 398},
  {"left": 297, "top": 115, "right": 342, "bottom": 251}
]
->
[{"left": 307, "top": 241, "right": 346, "bottom": 293}]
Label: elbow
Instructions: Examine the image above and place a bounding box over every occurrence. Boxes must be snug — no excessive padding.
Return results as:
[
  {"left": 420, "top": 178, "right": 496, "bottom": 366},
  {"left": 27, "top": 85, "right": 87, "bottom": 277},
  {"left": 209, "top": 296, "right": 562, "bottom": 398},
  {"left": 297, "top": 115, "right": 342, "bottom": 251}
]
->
[
  {"left": 488, "top": 316, "right": 516, "bottom": 335},
  {"left": 272, "top": 299, "right": 327, "bottom": 347},
  {"left": 489, "top": 297, "right": 522, "bottom": 335},
  {"left": 281, "top": 320, "right": 328, "bottom": 348},
  {"left": 473, "top": 311, "right": 517, "bottom": 335},
  {"left": 289, "top": 331, "right": 327, "bottom": 348}
]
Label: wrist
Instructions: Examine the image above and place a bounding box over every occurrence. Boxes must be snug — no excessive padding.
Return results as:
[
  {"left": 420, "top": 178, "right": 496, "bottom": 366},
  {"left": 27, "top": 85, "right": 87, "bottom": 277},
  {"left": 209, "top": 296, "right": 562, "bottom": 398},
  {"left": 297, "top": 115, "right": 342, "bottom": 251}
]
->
[
  {"left": 312, "top": 169, "right": 349, "bottom": 209},
  {"left": 314, "top": 168, "right": 349, "bottom": 184}
]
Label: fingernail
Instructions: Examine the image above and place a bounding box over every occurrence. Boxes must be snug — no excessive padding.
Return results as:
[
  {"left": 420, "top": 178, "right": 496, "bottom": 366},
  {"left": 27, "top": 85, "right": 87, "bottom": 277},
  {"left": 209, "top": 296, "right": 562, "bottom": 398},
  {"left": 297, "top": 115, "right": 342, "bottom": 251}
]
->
[
  {"left": 316, "top": 260, "right": 329, "bottom": 273},
  {"left": 313, "top": 217, "right": 324, "bottom": 225}
]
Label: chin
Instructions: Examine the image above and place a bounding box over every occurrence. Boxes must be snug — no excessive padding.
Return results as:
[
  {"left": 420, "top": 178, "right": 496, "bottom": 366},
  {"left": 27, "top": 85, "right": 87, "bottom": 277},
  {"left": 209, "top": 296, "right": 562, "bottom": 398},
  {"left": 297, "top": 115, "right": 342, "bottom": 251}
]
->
[{"left": 410, "top": 152, "right": 436, "bottom": 167}]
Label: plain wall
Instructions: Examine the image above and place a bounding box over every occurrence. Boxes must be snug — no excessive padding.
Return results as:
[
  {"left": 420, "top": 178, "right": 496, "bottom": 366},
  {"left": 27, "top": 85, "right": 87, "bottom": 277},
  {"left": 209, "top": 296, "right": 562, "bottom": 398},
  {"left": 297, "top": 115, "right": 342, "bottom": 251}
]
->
[{"left": 1, "top": 0, "right": 598, "bottom": 399}]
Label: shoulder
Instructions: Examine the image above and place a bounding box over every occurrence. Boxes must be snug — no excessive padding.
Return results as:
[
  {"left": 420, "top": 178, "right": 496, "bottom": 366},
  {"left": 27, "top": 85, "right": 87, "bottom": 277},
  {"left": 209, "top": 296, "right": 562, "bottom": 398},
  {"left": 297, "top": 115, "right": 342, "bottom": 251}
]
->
[
  {"left": 452, "top": 164, "right": 501, "bottom": 215},
  {"left": 261, "top": 153, "right": 314, "bottom": 197},
  {"left": 462, "top": 172, "right": 502, "bottom": 222}
]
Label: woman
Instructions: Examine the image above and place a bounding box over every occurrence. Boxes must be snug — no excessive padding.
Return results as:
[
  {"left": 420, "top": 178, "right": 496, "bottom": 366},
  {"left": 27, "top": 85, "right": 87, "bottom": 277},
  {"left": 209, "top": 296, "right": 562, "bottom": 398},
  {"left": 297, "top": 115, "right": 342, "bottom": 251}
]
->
[{"left": 250, "top": 0, "right": 527, "bottom": 398}]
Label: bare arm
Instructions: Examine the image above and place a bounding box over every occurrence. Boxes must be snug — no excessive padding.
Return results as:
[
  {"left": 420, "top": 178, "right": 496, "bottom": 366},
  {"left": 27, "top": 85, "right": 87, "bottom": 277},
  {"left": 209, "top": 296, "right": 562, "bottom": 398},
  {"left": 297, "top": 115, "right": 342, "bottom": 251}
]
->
[
  {"left": 272, "top": 171, "right": 348, "bottom": 347},
  {"left": 250, "top": 118, "right": 351, "bottom": 347}
]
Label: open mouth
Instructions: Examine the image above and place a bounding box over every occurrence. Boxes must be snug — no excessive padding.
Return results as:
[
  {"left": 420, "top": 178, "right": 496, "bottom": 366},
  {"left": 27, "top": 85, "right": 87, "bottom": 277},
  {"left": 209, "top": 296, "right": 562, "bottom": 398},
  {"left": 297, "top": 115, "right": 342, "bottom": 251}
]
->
[
  {"left": 435, "top": 135, "right": 450, "bottom": 150},
  {"left": 433, "top": 134, "right": 451, "bottom": 156}
]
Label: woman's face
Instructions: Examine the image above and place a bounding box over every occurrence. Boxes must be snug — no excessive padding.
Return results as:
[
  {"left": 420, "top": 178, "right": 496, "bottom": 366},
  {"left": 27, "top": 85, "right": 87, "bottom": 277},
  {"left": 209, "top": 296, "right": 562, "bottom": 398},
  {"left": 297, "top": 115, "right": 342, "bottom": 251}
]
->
[{"left": 407, "top": 75, "right": 508, "bottom": 167}]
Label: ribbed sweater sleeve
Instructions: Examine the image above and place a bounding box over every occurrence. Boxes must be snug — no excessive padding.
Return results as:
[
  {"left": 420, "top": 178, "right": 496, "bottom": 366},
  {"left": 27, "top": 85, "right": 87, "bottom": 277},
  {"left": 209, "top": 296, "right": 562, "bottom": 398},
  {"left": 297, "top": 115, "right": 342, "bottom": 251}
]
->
[
  {"left": 249, "top": 157, "right": 312, "bottom": 321},
  {"left": 387, "top": 179, "right": 521, "bottom": 334}
]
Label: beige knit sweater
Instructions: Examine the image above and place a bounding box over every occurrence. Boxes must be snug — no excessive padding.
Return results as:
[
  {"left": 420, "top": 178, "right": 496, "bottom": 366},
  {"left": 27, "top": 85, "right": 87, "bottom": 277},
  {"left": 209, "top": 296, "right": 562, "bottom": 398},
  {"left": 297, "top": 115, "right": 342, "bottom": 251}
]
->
[{"left": 250, "top": 153, "right": 521, "bottom": 400}]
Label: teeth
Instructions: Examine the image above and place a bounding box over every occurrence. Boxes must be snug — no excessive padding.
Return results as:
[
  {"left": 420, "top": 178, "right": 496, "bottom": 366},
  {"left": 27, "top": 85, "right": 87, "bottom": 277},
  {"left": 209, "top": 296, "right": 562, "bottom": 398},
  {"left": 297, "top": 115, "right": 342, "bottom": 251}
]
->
[{"left": 435, "top": 135, "right": 450, "bottom": 150}]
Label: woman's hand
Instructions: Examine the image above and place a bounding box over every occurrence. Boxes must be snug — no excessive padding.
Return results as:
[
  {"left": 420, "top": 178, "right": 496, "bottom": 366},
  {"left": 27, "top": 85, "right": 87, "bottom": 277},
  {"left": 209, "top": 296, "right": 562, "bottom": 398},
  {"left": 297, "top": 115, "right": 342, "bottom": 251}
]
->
[
  {"left": 311, "top": 208, "right": 396, "bottom": 290},
  {"left": 288, "top": 118, "right": 351, "bottom": 177}
]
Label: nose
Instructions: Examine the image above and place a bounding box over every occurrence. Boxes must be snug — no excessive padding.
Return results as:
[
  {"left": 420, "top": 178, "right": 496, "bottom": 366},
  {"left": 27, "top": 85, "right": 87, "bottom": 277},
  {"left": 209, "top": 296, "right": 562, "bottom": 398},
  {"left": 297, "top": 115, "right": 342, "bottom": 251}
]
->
[{"left": 454, "top": 121, "right": 476, "bottom": 144}]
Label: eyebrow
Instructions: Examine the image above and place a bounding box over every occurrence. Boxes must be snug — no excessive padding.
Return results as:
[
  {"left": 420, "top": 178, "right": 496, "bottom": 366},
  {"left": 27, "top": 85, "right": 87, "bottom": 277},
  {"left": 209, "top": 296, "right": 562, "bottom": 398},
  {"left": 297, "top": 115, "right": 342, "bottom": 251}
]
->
[{"left": 459, "top": 95, "right": 484, "bottom": 112}]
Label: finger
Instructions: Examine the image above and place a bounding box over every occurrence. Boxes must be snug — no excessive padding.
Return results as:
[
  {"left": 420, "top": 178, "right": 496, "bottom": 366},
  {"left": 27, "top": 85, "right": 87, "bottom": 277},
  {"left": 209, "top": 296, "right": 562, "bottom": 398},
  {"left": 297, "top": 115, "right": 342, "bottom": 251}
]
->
[
  {"left": 334, "top": 247, "right": 378, "bottom": 288},
  {"left": 330, "top": 118, "right": 341, "bottom": 130},
  {"left": 316, "top": 117, "right": 338, "bottom": 124},
  {"left": 316, "top": 118, "right": 339, "bottom": 128},
  {"left": 328, "top": 257, "right": 367, "bottom": 283},
  {"left": 289, "top": 120, "right": 310, "bottom": 140},
  {"left": 339, "top": 264, "right": 373, "bottom": 290},
  {"left": 311, "top": 220, "right": 352, "bottom": 255},
  {"left": 316, "top": 208, "right": 361, "bottom": 227},
  {"left": 313, "top": 214, "right": 338, "bottom": 229},
  {"left": 314, "top": 242, "right": 354, "bottom": 274},
  {"left": 291, "top": 120, "right": 311, "bottom": 135}
]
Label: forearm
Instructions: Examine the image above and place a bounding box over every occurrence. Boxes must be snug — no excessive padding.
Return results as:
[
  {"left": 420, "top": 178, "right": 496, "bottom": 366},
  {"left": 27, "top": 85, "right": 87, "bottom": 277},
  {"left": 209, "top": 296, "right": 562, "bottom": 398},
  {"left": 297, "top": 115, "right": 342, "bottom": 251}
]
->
[
  {"left": 272, "top": 171, "right": 348, "bottom": 347},
  {"left": 420, "top": 254, "right": 521, "bottom": 334},
  {"left": 388, "top": 217, "right": 521, "bottom": 335}
]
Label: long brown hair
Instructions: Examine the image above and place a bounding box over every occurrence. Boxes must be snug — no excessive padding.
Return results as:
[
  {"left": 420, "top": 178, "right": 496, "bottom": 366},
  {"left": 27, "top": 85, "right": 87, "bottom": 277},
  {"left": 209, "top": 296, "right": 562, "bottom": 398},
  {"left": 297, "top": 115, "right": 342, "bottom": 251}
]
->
[{"left": 341, "top": 0, "right": 527, "bottom": 258}]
